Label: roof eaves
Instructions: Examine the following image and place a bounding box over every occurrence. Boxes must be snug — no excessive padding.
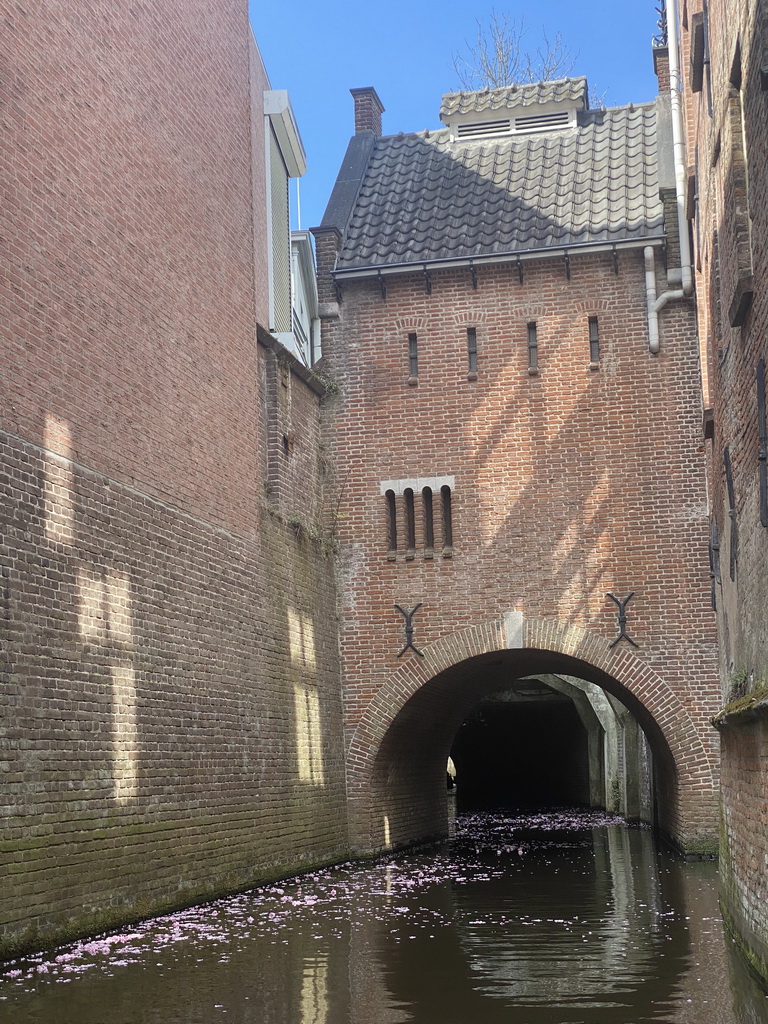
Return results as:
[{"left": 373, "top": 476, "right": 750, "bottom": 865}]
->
[{"left": 332, "top": 236, "right": 666, "bottom": 278}]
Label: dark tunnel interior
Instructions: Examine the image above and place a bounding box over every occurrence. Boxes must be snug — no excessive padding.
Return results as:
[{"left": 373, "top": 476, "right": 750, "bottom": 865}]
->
[{"left": 449, "top": 698, "right": 591, "bottom": 811}]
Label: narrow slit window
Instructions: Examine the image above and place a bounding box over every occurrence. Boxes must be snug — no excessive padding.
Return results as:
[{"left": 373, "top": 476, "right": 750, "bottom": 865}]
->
[
  {"left": 404, "top": 488, "right": 416, "bottom": 551},
  {"left": 408, "top": 333, "right": 418, "bottom": 378},
  {"left": 589, "top": 316, "right": 600, "bottom": 362},
  {"left": 422, "top": 487, "right": 434, "bottom": 550},
  {"left": 467, "top": 327, "right": 478, "bottom": 374},
  {"left": 527, "top": 321, "right": 538, "bottom": 369},
  {"left": 385, "top": 490, "right": 397, "bottom": 553},
  {"left": 724, "top": 446, "right": 737, "bottom": 580},
  {"left": 441, "top": 485, "right": 453, "bottom": 550}
]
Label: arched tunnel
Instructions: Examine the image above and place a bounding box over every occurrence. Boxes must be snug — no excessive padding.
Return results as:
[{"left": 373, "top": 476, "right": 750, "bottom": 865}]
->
[
  {"left": 451, "top": 680, "right": 594, "bottom": 811},
  {"left": 354, "top": 648, "right": 682, "bottom": 855}
]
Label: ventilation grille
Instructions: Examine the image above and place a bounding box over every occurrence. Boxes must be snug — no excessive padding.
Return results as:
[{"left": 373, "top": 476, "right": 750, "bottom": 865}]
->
[
  {"left": 514, "top": 110, "right": 571, "bottom": 132},
  {"left": 457, "top": 118, "right": 512, "bottom": 138},
  {"left": 455, "top": 110, "right": 573, "bottom": 140}
]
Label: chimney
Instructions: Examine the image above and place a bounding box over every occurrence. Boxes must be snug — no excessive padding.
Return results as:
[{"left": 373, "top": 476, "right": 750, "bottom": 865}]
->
[
  {"left": 653, "top": 46, "right": 671, "bottom": 93},
  {"left": 350, "top": 87, "right": 385, "bottom": 136}
]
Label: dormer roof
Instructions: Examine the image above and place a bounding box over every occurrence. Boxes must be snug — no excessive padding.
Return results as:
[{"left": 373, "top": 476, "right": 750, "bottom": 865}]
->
[
  {"left": 440, "top": 77, "right": 588, "bottom": 118},
  {"left": 439, "top": 77, "right": 589, "bottom": 141}
]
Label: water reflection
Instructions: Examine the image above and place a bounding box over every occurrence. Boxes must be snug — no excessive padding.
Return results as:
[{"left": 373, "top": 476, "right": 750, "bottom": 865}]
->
[{"left": 1, "top": 812, "right": 766, "bottom": 1024}]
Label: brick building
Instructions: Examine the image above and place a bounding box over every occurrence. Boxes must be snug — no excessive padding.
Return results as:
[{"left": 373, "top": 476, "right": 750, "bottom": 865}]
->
[
  {"left": 313, "top": 75, "right": 721, "bottom": 857},
  {"left": 0, "top": 1, "right": 348, "bottom": 957},
  {"left": 676, "top": 0, "right": 768, "bottom": 984},
  {"left": 3, "top": 0, "right": 766, "bottom": 979}
]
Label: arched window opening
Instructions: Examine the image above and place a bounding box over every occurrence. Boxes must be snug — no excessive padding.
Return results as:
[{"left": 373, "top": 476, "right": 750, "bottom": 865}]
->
[
  {"left": 404, "top": 488, "right": 416, "bottom": 555},
  {"left": 441, "top": 485, "right": 453, "bottom": 554},
  {"left": 422, "top": 487, "right": 434, "bottom": 554},
  {"left": 385, "top": 489, "right": 397, "bottom": 555}
]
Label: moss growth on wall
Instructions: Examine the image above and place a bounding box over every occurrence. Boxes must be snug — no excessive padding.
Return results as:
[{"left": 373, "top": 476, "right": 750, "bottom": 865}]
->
[
  {"left": 712, "top": 685, "right": 768, "bottom": 728},
  {"left": 720, "top": 900, "right": 768, "bottom": 989}
]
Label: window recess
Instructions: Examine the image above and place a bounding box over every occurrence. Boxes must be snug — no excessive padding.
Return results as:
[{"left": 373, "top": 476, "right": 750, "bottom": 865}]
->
[
  {"left": 527, "top": 321, "right": 538, "bottom": 373},
  {"left": 422, "top": 487, "right": 435, "bottom": 556},
  {"left": 404, "top": 488, "right": 416, "bottom": 558},
  {"left": 385, "top": 489, "right": 398, "bottom": 558},
  {"left": 690, "top": 12, "right": 705, "bottom": 92},
  {"left": 408, "top": 332, "right": 419, "bottom": 384},
  {"left": 441, "top": 485, "right": 454, "bottom": 555},
  {"left": 467, "top": 327, "right": 478, "bottom": 378},
  {"left": 588, "top": 316, "right": 600, "bottom": 364},
  {"left": 724, "top": 446, "right": 737, "bottom": 580},
  {"left": 379, "top": 476, "right": 455, "bottom": 559}
]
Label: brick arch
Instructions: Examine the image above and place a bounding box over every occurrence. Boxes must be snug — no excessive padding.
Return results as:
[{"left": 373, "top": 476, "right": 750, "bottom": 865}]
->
[{"left": 346, "top": 612, "right": 718, "bottom": 853}]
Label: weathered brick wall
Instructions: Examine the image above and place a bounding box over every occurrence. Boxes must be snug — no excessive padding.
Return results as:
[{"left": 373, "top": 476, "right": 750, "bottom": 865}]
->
[
  {"left": 0, "top": 1, "right": 348, "bottom": 957},
  {"left": 683, "top": 0, "right": 768, "bottom": 980},
  {"left": 1, "top": 0, "right": 261, "bottom": 534},
  {"left": 718, "top": 718, "right": 768, "bottom": 984},
  {"left": 320, "top": 248, "right": 720, "bottom": 852},
  {"left": 0, "top": 424, "right": 347, "bottom": 957}
]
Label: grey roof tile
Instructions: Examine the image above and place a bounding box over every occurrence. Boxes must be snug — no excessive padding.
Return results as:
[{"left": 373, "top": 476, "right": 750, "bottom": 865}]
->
[
  {"left": 440, "top": 77, "right": 589, "bottom": 119},
  {"left": 334, "top": 100, "right": 665, "bottom": 271}
]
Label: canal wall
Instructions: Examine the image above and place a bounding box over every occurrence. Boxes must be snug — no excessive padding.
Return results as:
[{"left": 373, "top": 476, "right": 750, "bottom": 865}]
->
[
  {"left": 680, "top": 0, "right": 768, "bottom": 982},
  {"left": 0, "top": 1, "right": 349, "bottom": 958}
]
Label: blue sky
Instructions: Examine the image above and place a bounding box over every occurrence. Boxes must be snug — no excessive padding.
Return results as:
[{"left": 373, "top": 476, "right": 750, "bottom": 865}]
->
[{"left": 249, "top": 1, "right": 664, "bottom": 231}]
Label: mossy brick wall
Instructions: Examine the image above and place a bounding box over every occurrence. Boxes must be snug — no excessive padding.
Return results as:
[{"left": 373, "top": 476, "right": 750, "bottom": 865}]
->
[
  {"left": 0, "top": 0, "right": 348, "bottom": 958},
  {"left": 319, "top": 249, "right": 721, "bottom": 853},
  {"left": 719, "top": 719, "right": 768, "bottom": 986},
  {"left": 683, "top": 0, "right": 768, "bottom": 976},
  {"left": 0, "top": 422, "right": 347, "bottom": 959}
]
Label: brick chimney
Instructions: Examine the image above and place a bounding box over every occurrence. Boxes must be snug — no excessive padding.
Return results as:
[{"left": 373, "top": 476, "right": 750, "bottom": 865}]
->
[
  {"left": 653, "top": 46, "right": 670, "bottom": 93},
  {"left": 350, "top": 87, "right": 385, "bottom": 136}
]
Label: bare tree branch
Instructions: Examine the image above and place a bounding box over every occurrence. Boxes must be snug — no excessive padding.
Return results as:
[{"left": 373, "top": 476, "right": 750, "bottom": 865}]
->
[{"left": 451, "top": 10, "right": 577, "bottom": 91}]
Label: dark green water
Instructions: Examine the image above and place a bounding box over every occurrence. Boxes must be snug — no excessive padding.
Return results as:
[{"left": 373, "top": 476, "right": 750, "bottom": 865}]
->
[{"left": 2, "top": 811, "right": 767, "bottom": 1023}]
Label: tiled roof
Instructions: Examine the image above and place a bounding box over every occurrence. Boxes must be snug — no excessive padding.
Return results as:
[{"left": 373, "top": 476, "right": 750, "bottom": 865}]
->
[
  {"left": 333, "top": 102, "right": 665, "bottom": 273},
  {"left": 440, "top": 77, "right": 589, "bottom": 119}
]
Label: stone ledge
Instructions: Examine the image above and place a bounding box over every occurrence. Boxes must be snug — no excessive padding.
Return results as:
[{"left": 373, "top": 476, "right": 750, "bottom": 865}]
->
[{"left": 711, "top": 687, "right": 768, "bottom": 729}]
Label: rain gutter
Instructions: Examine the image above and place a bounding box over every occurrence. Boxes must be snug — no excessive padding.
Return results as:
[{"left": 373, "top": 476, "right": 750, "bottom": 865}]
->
[{"left": 332, "top": 236, "right": 666, "bottom": 281}]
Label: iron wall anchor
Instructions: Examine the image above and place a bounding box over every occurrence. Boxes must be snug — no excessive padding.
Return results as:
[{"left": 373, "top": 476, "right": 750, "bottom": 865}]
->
[
  {"left": 395, "top": 603, "right": 424, "bottom": 657},
  {"left": 607, "top": 592, "right": 638, "bottom": 648}
]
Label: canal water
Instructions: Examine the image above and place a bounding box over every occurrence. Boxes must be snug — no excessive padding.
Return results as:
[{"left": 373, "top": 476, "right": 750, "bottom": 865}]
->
[{"left": 2, "top": 811, "right": 767, "bottom": 1023}]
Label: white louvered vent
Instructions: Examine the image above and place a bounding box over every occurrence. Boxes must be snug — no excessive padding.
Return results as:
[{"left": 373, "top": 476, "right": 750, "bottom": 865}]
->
[
  {"left": 514, "top": 110, "right": 571, "bottom": 133},
  {"left": 456, "top": 118, "right": 512, "bottom": 139},
  {"left": 455, "top": 109, "right": 573, "bottom": 141}
]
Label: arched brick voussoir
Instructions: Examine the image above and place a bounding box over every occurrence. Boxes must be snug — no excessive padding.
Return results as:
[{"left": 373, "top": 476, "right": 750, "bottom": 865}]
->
[{"left": 345, "top": 613, "right": 717, "bottom": 794}]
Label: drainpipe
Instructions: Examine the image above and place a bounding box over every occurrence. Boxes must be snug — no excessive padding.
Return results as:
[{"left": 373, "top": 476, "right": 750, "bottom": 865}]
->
[
  {"left": 646, "top": 0, "right": 693, "bottom": 353},
  {"left": 645, "top": 246, "right": 685, "bottom": 354},
  {"left": 667, "top": 0, "right": 693, "bottom": 298}
]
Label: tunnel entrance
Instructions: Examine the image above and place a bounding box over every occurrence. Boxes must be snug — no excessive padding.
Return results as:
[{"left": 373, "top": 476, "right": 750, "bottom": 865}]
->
[
  {"left": 348, "top": 615, "right": 719, "bottom": 856},
  {"left": 450, "top": 682, "right": 590, "bottom": 811}
]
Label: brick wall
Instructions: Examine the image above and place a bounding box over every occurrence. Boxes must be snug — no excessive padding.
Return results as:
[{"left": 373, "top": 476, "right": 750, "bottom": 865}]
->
[
  {"left": 1, "top": 0, "right": 261, "bottom": 534},
  {"left": 682, "top": 0, "right": 768, "bottom": 980},
  {"left": 320, "top": 249, "right": 720, "bottom": 853},
  {"left": 0, "top": 1, "right": 348, "bottom": 957}
]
